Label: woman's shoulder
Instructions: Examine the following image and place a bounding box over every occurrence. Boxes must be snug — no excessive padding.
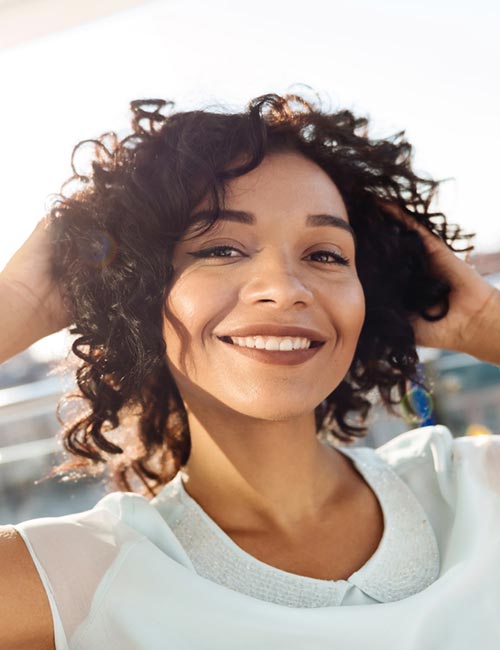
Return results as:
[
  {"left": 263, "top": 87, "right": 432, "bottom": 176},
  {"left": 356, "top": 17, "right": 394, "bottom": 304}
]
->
[
  {"left": 368, "top": 425, "right": 457, "bottom": 512},
  {"left": 9, "top": 487, "right": 188, "bottom": 648},
  {"left": 340, "top": 424, "right": 457, "bottom": 485},
  {"left": 0, "top": 525, "right": 55, "bottom": 650},
  {"left": 374, "top": 423, "right": 500, "bottom": 475},
  {"left": 370, "top": 424, "right": 500, "bottom": 514},
  {"left": 14, "top": 492, "right": 148, "bottom": 553},
  {"left": 375, "top": 424, "right": 454, "bottom": 468},
  {"left": 7, "top": 502, "right": 142, "bottom": 650}
]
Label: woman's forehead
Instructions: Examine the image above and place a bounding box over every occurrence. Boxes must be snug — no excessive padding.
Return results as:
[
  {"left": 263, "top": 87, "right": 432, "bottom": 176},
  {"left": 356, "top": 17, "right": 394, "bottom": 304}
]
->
[{"left": 191, "top": 152, "right": 349, "bottom": 227}]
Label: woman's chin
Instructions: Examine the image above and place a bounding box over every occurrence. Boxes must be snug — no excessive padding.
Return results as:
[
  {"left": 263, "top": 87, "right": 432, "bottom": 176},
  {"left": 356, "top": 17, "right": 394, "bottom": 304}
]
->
[{"left": 221, "top": 400, "right": 320, "bottom": 423}]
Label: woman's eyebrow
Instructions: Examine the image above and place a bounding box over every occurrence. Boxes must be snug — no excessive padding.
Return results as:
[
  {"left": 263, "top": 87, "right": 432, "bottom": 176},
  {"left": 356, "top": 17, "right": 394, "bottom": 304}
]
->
[{"left": 189, "top": 209, "right": 357, "bottom": 247}]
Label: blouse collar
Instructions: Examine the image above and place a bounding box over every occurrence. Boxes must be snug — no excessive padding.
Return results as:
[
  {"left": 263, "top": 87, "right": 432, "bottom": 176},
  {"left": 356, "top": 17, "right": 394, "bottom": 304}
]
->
[{"left": 154, "top": 445, "right": 440, "bottom": 604}]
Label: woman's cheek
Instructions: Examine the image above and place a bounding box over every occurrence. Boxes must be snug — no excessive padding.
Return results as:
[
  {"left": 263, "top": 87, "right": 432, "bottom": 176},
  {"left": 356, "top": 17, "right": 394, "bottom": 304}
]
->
[{"left": 337, "top": 280, "right": 365, "bottom": 341}]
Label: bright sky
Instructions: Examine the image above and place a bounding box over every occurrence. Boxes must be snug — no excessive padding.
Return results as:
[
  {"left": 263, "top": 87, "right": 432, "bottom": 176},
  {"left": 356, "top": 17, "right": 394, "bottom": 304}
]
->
[{"left": 0, "top": 0, "right": 499, "bottom": 359}]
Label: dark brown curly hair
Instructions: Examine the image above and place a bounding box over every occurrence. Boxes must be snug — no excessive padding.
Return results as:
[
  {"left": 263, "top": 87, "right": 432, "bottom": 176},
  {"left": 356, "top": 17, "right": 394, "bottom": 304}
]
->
[{"left": 40, "top": 90, "right": 474, "bottom": 498}]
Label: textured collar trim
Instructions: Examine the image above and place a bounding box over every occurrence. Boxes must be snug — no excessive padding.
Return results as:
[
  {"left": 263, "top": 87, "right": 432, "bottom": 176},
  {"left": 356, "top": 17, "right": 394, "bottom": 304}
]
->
[
  {"left": 338, "top": 445, "right": 440, "bottom": 601},
  {"left": 153, "top": 445, "right": 440, "bottom": 606}
]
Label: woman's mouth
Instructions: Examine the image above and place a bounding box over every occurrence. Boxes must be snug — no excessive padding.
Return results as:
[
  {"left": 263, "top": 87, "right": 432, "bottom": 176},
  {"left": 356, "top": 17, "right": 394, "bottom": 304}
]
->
[{"left": 216, "top": 336, "right": 325, "bottom": 366}]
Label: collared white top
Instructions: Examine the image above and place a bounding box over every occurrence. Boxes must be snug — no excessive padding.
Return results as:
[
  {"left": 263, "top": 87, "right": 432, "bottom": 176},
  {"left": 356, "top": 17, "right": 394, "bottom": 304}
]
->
[
  {"left": 13, "top": 425, "right": 500, "bottom": 649},
  {"left": 153, "top": 443, "right": 440, "bottom": 607}
]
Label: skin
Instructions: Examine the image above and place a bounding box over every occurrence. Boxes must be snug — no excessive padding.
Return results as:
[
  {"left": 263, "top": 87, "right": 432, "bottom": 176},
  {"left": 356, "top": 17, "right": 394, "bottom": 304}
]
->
[{"left": 162, "top": 151, "right": 367, "bottom": 540}]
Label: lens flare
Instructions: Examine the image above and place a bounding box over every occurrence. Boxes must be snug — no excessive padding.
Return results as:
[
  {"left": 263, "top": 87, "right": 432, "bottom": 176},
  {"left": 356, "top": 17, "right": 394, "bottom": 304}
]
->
[
  {"left": 400, "top": 385, "right": 434, "bottom": 424},
  {"left": 465, "top": 423, "right": 493, "bottom": 437},
  {"left": 80, "top": 229, "right": 119, "bottom": 268}
]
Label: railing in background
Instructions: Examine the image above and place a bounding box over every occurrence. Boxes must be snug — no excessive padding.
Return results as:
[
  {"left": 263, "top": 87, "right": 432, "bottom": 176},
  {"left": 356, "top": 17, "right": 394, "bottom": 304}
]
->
[{"left": 0, "top": 373, "right": 106, "bottom": 524}]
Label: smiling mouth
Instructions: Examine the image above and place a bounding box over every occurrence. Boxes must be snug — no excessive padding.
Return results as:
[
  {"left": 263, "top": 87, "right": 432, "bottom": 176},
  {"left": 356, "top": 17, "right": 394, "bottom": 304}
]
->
[
  {"left": 215, "top": 336, "right": 325, "bottom": 365},
  {"left": 217, "top": 336, "right": 324, "bottom": 349}
]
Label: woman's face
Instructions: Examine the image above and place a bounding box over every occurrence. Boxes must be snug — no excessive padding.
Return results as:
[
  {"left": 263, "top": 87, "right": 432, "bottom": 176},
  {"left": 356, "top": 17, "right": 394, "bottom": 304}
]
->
[{"left": 162, "top": 151, "right": 365, "bottom": 422}]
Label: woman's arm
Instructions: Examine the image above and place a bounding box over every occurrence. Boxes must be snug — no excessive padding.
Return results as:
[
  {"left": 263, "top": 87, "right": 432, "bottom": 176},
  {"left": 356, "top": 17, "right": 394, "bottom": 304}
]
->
[
  {"left": 0, "top": 276, "right": 52, "bottom": 365},
  {"left": 0, "top": 526, "right": 55, "bottom": 650},
  {"left": 0, "top": 218, "right": 71, "bottom": 365},
  {"left": 379, "top": 201, "right": 500, "bottom": 367},
  {"left": 458, "top": 288, "right": 500, "bottom": 366}
]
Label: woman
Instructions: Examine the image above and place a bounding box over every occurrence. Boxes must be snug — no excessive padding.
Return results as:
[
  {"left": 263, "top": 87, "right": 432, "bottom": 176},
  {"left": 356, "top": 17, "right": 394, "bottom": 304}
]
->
[{"left": 1, "top": 91, "right": 499, "bottom": 649}]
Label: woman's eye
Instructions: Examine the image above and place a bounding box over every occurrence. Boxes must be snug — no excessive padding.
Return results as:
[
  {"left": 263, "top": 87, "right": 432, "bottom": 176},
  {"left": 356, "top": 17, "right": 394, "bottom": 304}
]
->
[
  {"left": 188, "top": 245, "right": 350, "bottom": 265},
  {"left": 188, "top": 245, "right": 242, "bottom": 259},
  {"left": 308, "top": 250, "right": 350, "bottom": 265}
]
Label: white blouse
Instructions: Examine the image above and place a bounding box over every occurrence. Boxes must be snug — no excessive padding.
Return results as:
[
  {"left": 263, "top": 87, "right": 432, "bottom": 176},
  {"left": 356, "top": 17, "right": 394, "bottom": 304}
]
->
[
  {"left": 154, "top": 444, "right": 440, "bottom": 607},
  {"left": 12, "top": 424, "right": 500, "bottom": 649}
]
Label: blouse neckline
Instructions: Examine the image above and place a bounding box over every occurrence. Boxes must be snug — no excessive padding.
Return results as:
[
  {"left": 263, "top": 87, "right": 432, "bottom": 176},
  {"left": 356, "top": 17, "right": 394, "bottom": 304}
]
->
[
  {"left": 174, "top": 445, "right": 383, "bottom": 583},
  {"left": 159, "top": 443, "right": 440, "bottom": 601}
]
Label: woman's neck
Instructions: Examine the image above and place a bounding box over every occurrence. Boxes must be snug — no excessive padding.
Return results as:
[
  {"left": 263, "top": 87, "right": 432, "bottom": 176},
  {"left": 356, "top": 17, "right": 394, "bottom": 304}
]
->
[{"left": 179, "top": 406, "right": 353, "bottom": 537}]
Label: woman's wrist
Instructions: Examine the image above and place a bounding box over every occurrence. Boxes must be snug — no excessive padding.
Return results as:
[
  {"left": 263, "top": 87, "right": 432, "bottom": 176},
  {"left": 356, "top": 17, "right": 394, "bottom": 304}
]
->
[
  {"left": 457, "top": 287, "right": 500, "bottom": 366},
  {"left": 0, "top": 274, "right": 54, "bottom": 364}
]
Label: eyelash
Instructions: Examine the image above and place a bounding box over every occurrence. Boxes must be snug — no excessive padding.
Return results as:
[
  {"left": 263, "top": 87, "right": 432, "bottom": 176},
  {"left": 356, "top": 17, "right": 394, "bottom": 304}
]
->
[{"left": 189, "top": 245, "right": 350, "bottom": 266}]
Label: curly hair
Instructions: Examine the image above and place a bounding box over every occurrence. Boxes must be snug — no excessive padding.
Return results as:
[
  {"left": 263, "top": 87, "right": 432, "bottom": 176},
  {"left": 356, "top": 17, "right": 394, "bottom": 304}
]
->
[{"left": 40, "top": 90, "right": 475, "bottom": 498}]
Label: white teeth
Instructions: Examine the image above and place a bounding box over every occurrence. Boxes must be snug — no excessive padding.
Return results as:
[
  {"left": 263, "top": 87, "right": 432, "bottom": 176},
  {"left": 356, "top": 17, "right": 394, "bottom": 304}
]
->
[
  {"left": 255, "top": 336, "right": 265, "bottom": 349},
  {"left": 229, "top": 336, "right": 312, "bottom": 350}
]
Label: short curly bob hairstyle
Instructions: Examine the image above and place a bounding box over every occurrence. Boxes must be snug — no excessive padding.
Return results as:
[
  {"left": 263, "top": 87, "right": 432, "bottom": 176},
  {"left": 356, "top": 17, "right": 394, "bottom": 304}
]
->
[{"left": 42, "top": 90, "right": 474, "bottom": 497}]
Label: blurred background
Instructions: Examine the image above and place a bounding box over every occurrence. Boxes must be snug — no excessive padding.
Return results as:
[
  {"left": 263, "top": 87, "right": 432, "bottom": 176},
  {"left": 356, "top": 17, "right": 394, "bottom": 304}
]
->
[{"left": 1, "top": 0, "right": 499, "bottom": 524}]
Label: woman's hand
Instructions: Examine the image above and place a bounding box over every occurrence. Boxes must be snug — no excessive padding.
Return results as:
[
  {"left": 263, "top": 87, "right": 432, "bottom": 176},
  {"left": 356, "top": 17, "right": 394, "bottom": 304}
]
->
[
  {"left": 378, "top": 201, "right": 500, "bottom": 365},
  {"left": 1, "top": 217, "right": 72, "bottom": 359}
]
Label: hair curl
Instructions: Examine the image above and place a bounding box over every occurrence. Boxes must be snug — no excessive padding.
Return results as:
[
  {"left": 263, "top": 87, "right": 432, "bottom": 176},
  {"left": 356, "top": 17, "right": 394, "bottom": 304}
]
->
[{"left": 40, "top": 89, "right": 475, "bottom": 497}]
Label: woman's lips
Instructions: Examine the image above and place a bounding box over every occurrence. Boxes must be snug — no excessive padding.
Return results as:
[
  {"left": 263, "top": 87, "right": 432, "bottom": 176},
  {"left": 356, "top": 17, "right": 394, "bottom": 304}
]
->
[{"left": 217, "top": 338, "right": 325, "bottom": 366}]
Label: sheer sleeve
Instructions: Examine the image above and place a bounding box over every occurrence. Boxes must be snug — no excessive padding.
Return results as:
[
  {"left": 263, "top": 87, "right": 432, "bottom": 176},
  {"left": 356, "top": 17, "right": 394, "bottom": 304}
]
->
[
  {"left": 13, "top": 504, "right": 145, "bottom": 649},
  {"left": 375, "top": 424, "right": 457, "bottom": 555}
]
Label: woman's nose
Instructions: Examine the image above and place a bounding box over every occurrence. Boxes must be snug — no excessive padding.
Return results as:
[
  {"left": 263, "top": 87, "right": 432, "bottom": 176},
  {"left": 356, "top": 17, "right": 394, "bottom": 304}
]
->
[{"left": 239, "top": 253, "right": 314, "bottom": 308}]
